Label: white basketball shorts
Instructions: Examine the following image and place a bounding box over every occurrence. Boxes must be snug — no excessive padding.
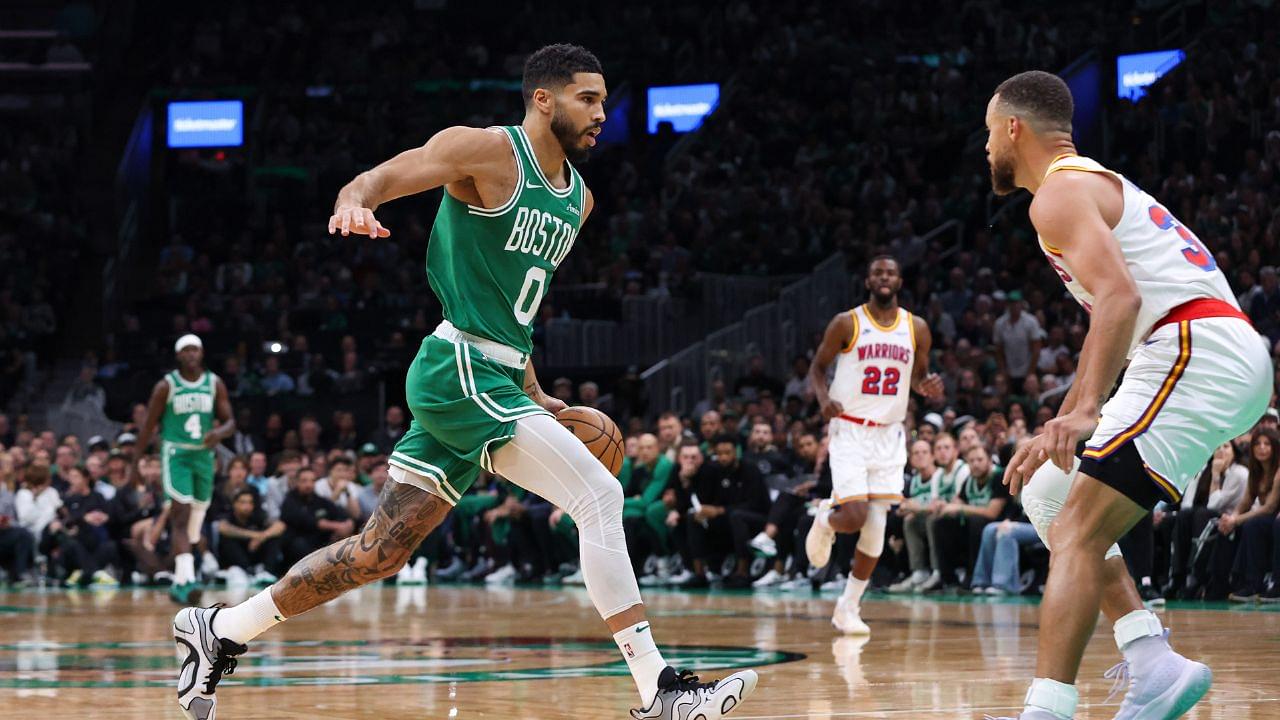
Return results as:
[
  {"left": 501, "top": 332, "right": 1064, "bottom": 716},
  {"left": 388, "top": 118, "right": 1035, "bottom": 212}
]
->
[{"left": 827, "top": 419, "right": 907, "bottom": 505}]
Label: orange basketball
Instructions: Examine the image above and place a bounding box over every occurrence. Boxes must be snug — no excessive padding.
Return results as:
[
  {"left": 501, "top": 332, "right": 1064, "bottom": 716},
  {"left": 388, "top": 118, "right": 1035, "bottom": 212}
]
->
[{"left": 557, "top": 405, "right": 625, "bottom": 476}]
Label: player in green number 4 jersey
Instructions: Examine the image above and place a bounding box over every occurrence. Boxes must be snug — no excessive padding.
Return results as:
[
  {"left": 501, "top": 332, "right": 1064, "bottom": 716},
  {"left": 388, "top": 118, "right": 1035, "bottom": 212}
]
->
[
  {"left": 173, "top": 45, "right": 757, "bottom": 720},
  {"left": 136, "top": 334, "right": 235, "bottom": 606}
]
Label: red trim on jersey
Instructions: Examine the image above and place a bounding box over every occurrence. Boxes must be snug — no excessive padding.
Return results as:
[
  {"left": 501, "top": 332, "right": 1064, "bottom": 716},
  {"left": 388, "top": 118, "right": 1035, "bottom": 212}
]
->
[
  {"left": 836, "top": 414, "right": 884, "bottom": 427},
  {"left": 1152, "top": 298, "right": 1251, "bottom": 331}
]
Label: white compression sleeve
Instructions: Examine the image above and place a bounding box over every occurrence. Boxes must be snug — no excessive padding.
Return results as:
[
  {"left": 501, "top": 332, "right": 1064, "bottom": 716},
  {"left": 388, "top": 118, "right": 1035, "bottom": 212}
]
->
[
  {"left": 1022, "top": 458, "right": 1122, "bottom": 560},
  {"left": 855, "top": 501, "right": 889, "bottom": 558},
  {"left": 490, "top": 413, "right": 642, "bottom": 618}
]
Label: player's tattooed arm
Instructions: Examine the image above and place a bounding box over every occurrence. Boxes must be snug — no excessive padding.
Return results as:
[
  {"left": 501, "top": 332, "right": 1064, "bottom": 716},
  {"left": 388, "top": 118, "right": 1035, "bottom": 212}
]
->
[
  {"left": 271, "top": 480, "right": 450, "bottom": 617},
  {"left": 523, "top": 358, "right": 567, "bottom": 414}
]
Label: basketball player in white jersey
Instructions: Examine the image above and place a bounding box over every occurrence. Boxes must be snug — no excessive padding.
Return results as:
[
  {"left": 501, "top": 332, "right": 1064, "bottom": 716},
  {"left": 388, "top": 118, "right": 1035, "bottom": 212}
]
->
[
  {"left": 804, "top": 255, "right": 944, "bottom": 634},
  {"left": 985, "top": 71, "right": 1271, "bottom": 720}
]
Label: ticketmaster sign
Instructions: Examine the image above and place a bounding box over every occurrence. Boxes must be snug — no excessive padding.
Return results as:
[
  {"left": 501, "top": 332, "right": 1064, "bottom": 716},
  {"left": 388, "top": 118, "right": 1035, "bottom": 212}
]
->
[
  {"left": 166, "top": 100, "right": 244, "bottom": 148},
  {"left": 647, "top": 83, "right": 720, "bottom": 134}
]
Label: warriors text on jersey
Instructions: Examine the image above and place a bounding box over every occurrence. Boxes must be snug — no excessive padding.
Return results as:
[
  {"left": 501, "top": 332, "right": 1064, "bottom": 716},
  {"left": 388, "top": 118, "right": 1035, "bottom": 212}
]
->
[
  {"left": 160, "top": 370, "right": 218, "bottom": 449},
  {"left": 829, "top": 305, "right": 916, "bottom": 425},
  {"left": 427, "top": 125, "right": 586, "bottom": 355},
  {"left": 1037, "top": 154, "right": 1239, "bottom": 354}
]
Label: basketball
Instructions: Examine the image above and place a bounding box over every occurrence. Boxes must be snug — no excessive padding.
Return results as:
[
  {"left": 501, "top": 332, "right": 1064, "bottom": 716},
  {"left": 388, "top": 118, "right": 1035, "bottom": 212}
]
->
[{"left": 557, "top": 405, "right": 624, "bottom": 476}]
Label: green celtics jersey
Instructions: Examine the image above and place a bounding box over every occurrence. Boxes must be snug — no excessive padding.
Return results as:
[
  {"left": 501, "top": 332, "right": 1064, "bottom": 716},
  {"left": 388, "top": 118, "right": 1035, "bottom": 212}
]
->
[
  {"left": 426, "top": 125, "right": 586, "bottom": 354},
  {"left": 160, "top": 370, "right": 218, "bottom": 449}
]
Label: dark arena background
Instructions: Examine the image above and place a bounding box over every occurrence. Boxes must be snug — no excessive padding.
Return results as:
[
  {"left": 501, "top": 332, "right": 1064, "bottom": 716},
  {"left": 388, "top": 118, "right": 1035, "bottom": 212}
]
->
[{"left": 1, "top": 1, "right": 1279, "bottom": 718}]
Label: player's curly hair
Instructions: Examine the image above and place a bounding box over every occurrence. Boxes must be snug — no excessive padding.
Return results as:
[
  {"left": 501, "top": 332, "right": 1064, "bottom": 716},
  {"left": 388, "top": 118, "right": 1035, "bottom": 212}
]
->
[
  {"left": 994, "top": 70, "right": 1074, "bottom": 134},
  {"left": 522, "top": 44, "right": 603, "bottom": 106}
]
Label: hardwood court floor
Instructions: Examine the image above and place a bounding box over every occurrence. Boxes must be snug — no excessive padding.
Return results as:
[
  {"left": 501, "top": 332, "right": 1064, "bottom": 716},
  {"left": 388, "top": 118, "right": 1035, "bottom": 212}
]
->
[{"left": 1, "top": 584, "right": 1278, "bottom": 719}]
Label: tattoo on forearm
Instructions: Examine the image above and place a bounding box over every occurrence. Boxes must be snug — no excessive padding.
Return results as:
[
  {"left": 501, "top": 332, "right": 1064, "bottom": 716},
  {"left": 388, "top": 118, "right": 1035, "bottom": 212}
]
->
[{"left": 272, "top": 480, "right": 449, "bottom": 616}]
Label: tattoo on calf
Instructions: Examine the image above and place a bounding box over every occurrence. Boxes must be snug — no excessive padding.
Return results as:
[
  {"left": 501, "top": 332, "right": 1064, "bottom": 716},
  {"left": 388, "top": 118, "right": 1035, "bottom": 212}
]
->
[{"left": 273, "top": 480, "right": 448, "bottom": 615}]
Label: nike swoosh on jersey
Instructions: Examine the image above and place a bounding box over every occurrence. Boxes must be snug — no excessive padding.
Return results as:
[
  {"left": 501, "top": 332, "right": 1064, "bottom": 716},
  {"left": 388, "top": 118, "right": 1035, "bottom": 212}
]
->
[{"left": 525, "top": 181, "right": 543, "bottom": 189}]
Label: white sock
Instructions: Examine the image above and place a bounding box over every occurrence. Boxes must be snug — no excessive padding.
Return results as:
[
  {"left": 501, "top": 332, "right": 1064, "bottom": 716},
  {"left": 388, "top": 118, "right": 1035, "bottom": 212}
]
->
[
  {"left": 842, "top": 575, "right": 869, "bottom": 606},
  {"left": 174, "top": 553, "right": 195, "bottom": 585},
  {"left": 613, "top": 621, "right": 667, "bottom": 708},
  {"left": 1114, "top": 609, "right": 1168, "bottom": 668},
  {"left": 1024, "top": 677, "right": 1077, "bottom": 719},
  {"left": 212, "top": 587, "right": 285, "bottom": 645}
]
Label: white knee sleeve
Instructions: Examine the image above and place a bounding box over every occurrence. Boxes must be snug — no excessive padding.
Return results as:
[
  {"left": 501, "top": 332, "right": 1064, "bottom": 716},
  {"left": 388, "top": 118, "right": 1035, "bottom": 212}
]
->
[
  {"left": 1021, "top": 458, "right": 1122, "bottom": 561},
  {"left": 855, "top": 501, "right": 890, "bottom": 558},
  {"left": 187, "top": 504, "right": 208, "bottom": 542},
  {"left": 490, "top": 413, "right": 642, "bottom": 618}
]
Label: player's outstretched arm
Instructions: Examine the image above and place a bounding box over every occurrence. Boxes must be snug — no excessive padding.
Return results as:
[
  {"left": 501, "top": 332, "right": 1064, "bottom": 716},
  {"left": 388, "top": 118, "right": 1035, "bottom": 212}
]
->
[
  {"left": 203, "top": 377, "right": 236, "bottom": 449},
  {"left": 809, "top": 312, "right": 854, "bottom": 421},
  {"left": 131, "top": 380, "right": 169, "bottom": 479},
  {"left": 1031, "top": 173, "right": 1141, "bottom": 472},
  {"left": 328, "top": 126, "right": 511, "bottom": 238}
]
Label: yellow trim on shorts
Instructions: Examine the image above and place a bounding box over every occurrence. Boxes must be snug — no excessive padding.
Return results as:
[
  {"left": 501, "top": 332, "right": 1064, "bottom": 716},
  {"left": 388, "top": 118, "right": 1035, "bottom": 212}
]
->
[
  {"left": 1143, "top": 463, "right": 1181, "bottom": 504},
  {"left": 1082, "top": 321, "right": 1191, "bottom": 460},
  {"left": 832, "top": 493, "right": 903, "bottom": 506}
]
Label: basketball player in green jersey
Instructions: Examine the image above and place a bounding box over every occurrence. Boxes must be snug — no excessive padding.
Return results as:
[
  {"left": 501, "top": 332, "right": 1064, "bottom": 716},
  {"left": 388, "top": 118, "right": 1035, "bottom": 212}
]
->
[
  {"left": 135, "top": 334, "right": 235, "bottom": 605},
  {"left": 173, "top": 45, "right": 757, "bottom": 720}
]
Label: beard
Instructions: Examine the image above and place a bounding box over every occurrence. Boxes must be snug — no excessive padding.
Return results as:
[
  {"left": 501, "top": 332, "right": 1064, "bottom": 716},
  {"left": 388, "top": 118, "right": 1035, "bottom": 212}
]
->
[
  {"left": 989, "top": 152, "right": 1018, "bottom": 196},
  {"left": 551, "top": 108, "right": 593, "bottom": 164}
]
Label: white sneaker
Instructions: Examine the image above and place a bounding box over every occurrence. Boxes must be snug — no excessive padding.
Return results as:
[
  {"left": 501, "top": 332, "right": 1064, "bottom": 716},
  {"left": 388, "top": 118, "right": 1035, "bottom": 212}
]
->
[
  {"left": 173, "top": 606, "right": 247, "bottom": 720},
  {"left": 779, "top": 576, "right": 810, "bottom": 591},
  {"left": 749, "top": 532, "right": 778, "bottom": 558},
  {"left": 917, "top": 570, "right": 943, "bottom": 592},
  {"left": 411, "top": 556, "right": 429, "bottom": 584},
  {"left": 832, "top": 601, "right": 870, "bottom": 635},
  {"left": 200, "top": 553, "right": 220, "bottom": 578},
  {"left": 820, "top": 573, "right": 846, "bottom": 591},
  {"left": 1107, "top": 644, "right": 1212, "bottom": 719},
  {"left": 752, "top": 569, "right": 786, "bottom": 588},
  {"left": 251, "top": 569, "right": 277, "bottom": 585},
  {"left": 887, "top": 570, "right": 927, "bottom": 594},
  {"left": 225, "top": 567, "right": 251, "bottom": 588},
  {"left": 485, "top": 564, "right": 517, "bottom": 585},
  {"left": 91, "top": 570, "right": 119, "bottom": 587},
  {"left": 630, "top": 666, "right": 758, "bottom": 719},
  {"left": 639, "top": 574, "right": 667, "bottom": 587},
  {"left": 666, "top": 569, "right": 693, "bottom": 585},
  {"left": 804, "top": 500, "right": 835, "bottom": 568},
  {"left": 396, "top": 561, "right": 418, "bottom": 586},
  {"left": 562, "top": 568, "right": 586, "bottom": 585}
]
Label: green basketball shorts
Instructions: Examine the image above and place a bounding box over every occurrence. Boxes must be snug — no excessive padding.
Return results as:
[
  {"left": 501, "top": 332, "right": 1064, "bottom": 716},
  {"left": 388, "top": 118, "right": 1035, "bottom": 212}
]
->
[
  {"left": 389, "top": 327, "right": 552, "bottom": 505},
  {"left": 161, "top": 440, "right": 215, "bottom": 505}
]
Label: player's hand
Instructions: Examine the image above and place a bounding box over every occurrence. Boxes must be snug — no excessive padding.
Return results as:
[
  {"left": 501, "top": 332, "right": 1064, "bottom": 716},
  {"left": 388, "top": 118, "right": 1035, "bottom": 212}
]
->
[
  {"left": 538, "top": 394, "right": 568, "bottom": 414},
  {"left": 819, "top": 399, "right": 845, "bottom": 421},
  {"left": 201, "top": 432, "right": 220, "bottom": 449},
  {"left": 916, "top": 373, "right": 945, "bottom": 399},
  {"left": 328, "top": 206, "right": 390, "bottom": 238},
  {"left": 1005, "top": 435, "right": 1051, "bottom": 496},
  {"left": 1045, "top": 409, "right": 1097, "bottom": 473}
]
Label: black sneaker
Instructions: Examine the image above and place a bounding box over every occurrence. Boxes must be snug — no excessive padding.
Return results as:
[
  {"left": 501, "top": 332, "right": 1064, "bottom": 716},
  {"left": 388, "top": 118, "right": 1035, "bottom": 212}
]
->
[
  {"left": 1140, "top": 581, "right": 1166, "bottom": 607},
  {"left": 1228, "top": 585, "right": 1259, "bottom": 603},
  {"left": 722, "top": 574, "right": 753, "bottom": 590},
  {"left": 1260, "top": 584, "right": 1280, "bottom": 604},
  {"left": 174, "top": 606, "right": 248, "bottom": 720},
  {"left": 630, "top": 666, "right": 758, "bottom": 719}
]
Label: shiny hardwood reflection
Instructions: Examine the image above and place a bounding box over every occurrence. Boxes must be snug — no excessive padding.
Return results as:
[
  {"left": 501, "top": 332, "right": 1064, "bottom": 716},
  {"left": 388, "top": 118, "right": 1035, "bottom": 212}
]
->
[{"left": 1, "top": 584, "right": 1278, "bottom": 719}]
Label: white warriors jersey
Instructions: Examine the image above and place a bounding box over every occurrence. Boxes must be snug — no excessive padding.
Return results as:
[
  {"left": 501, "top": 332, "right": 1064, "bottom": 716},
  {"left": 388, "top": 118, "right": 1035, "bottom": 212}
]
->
[
  {"left": 829, "top": 305, "right": 915, "bottom": 425},
  {"left": 1038, "top": 154, "right": 1239, "bottom": 355}
]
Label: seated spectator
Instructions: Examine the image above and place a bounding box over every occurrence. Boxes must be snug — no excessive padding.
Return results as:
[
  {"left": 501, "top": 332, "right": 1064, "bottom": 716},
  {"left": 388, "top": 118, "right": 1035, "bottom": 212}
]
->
[
  {"left": 1214, "top": 428, "right": 1280, "bottom": 601},
  {"left": 316, "top": 456, "right": 363, "bottom": 523},
  {"left": 931, "top": 444, "right": 1010, "bottom": 586},
  {"left": 733, "top": 354, "right": 784, "bottom": 401},
  {"left": 892, "top": 433, "right": 968, "bottom": 593},
  {"left": 1156, "top": 441, "right": 1247, "bottom": 599},
  {"left": 970, "top": 515, "right": 1044, "bottom": 596},
  {"left": 280, "top": 467, "right": 354, "bottom": 566},
  {"left": 619, "top": 433, "right": 673, "bottom": 580},
  {"left": 216, "top": 489, "right": 285, "bottom": 583},
  {"left": 0, "top": 461, "right": 36, "bottom": 585},
  {"left": 890, "top": 440, "right": 944, "bottom": 593},
  {"left": 45, "top": 466, "right": 119, "bottom": 586},
  {"left": 15, "top": 462, "right": 61, "bottom": 541},
  {"left": 748, "top": 431, "right": 828, "bottom": 587},
  {"left": 259, "top": 355, "right": 296, "bottom": 396},
  {"left": 686, "top": 435, "right": 770, "bottom": 589},
  {"left": 368, "top": 406, "right": 407, "bottom": 455},
  {"left": 357, "top": 464, "right": 387, "bottom": 526}
]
